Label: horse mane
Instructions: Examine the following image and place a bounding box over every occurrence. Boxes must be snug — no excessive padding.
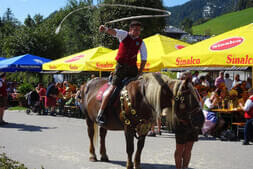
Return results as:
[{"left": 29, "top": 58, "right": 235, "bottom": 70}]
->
[
  {"left": 139, "top": 73, "right": 162, "bottom": 119},
  {"left": 139, "top": 73, "right": 200, "bottom": 130},
  {"left": 139, "top": 73, "right": 176, "bottom": 124}
]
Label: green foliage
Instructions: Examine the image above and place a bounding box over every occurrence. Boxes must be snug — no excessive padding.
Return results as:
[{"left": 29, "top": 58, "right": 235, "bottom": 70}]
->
[
  {"left": 8, "top": 106, "right": 27, "bottom": 110},
  {"left": 192, "top": 7, "right": 253, "bottom": 35},
  {"left": 237, "top": 0, "right": 253, "bottom": 10},
  {"left": 181, "top": 18, "right": 193, "bottom": 34},
  {"left": 161, "top": 71, "right": 177, "bottom": 79},
  {"left": 17, "top": 83, "right": 33, "bottom": 95},
  {"left": 0, "top": 153, "right": 28, "bottom": 169}
]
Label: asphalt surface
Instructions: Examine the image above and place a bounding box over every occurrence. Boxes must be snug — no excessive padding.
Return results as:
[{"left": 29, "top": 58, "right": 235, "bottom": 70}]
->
[{"left": 0, "top": 110, "right": 253, "bottom": 169}]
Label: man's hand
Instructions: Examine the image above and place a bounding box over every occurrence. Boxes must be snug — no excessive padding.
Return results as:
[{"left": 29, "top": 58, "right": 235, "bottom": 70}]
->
[{"left": 99, "top": 25, "right": 108, "bottom": 33}]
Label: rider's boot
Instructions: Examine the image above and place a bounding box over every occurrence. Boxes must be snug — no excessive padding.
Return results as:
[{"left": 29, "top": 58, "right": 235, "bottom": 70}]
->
[
  {"left": 96, "top": 109, "right": 105, "bottom": 126},
  {"left": 96, "top": 85, "right": 115, "bottom": 126}
]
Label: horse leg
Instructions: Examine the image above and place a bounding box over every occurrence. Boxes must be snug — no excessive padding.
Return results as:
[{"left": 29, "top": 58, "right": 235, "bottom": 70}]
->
[
  {"left": 99, "top": 127, "right": 109, "bottom": 162},
  {"left": 125, "top": 128, "right": 135, "bottom": 169},
  {"left": 86, "top": 117, "right": 97, "bottom": 162},
  {"left": 134, "top": 136, "right": 146, "bottom": 169}
]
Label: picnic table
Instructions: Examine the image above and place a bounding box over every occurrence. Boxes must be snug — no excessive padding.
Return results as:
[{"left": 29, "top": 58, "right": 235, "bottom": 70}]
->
[{"left": 211, "top": 108, "right": 244, "bottom": 130}]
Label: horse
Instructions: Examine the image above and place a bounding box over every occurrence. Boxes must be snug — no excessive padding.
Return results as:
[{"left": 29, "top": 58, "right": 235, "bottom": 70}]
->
[{"left": 80, "top": 72, "right": 204, "bottom": 169}]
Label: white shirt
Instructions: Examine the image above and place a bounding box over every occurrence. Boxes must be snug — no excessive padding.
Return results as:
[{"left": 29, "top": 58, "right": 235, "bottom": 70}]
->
[
  {"left": 115, "top": 29, "right": 147, "bottom": 61},
  {"left": 204, "top": 98, "right": 215, "bottom": 109},
  {"left": 232, "top": 80, "right": 241, "bottom": 88},
  {"left": 243, "top": 97, "right": 253, "bottom": 112},
  {"left": 224, "top": 78, "right": 233, "bottom": 90}
]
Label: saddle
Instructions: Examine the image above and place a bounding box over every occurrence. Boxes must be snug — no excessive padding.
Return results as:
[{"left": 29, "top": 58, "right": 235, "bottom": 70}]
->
[{"left": 96, "top": 77, "right": 137, "bottom": 107}]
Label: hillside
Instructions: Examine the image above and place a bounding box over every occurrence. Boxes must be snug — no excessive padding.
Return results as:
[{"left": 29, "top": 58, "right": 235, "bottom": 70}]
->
[
  {"left": 166, "top": 0, "right": 239, "bottom": 27},
  {"left": 192, "top": 7, "right": 253, "bottom": 35}
]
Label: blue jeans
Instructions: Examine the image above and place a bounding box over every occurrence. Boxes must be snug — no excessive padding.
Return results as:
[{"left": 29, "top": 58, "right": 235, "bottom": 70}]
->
[{"left": 244, "top": 118, "right": 253, "bottom": 143}]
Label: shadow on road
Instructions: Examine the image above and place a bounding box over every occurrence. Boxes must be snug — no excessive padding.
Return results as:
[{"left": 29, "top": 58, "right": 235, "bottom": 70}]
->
[
  {"left": 0, "top": 122, "right": 57, "bottom": 132},
  {"left": 107, "top": 160, "right": 195, "bottom": 169}
]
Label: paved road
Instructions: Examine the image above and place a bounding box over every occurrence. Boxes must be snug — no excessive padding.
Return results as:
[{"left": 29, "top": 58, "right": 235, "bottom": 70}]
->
[{"left": 0, "top": 110, "right": 252, "bottom": 169}]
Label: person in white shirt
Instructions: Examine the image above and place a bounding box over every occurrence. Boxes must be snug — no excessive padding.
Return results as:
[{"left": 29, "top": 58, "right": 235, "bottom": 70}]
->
[
  {"left": 224, "top": 73, "right": 233, "bottom": 91},
  {"left": 96, "top": 21, "right": 147, "bottom": 126},
  {"left": 232, "top": 74, "right": 241, "bottom": 88}
]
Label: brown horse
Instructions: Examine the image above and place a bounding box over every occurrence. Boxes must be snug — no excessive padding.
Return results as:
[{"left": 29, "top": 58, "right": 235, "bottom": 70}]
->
[{"left": 80, "top": 72, "right": 204, "bottom": 169}]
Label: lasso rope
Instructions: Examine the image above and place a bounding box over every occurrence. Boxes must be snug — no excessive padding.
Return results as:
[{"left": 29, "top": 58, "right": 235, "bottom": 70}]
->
[
  {"left": 55, "top": 4, "right": 171, "bottom": 34},
  {"left": 98, "top": 4, "right": 171, "bottom": 25}
]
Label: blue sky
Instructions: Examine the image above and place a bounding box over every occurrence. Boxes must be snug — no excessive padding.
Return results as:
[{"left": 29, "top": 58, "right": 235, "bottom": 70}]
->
[{"left": 0, "top": 0, "right": 190, "bottom": 23}]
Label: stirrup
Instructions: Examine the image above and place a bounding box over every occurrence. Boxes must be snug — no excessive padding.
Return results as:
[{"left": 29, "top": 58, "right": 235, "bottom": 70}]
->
[{"left": 96, "top": 112, "right": 105, "bottom": 126}]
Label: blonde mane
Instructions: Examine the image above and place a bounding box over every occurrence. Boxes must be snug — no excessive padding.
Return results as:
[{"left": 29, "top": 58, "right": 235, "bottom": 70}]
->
[
  {"left": 139, "top": 73, "right": 198, "bottom": 130},
  {"left": 139, "top": 73, "right": 177, "bottom": 126}
]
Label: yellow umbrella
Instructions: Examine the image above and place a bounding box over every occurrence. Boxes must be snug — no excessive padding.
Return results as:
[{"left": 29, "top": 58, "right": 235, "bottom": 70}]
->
[
  {"left": 163, "top": 23, "right": 253, "bottom": 68},
  {"left": 42, "top": 47, "right": 112, "bottom": 71},
  {"left": 85, "top": 34, "right": 190, "bottom": 72}
]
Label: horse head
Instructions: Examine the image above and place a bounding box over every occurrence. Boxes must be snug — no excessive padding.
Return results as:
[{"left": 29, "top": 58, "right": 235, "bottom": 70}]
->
[{"left": 172, "top": 78, "right": 204, "bottom": 131}]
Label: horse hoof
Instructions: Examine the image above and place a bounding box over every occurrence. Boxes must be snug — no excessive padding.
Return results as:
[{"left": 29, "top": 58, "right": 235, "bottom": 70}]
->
[
  {"left": 100, "top": 156, "right": 109, "bottom": 162},
  {"left": 134, "top": 165, "right": 141, "bottom": 169},
  {"left": 126, "top": 162, "right": 133, "bottom": 169},
  {"left": 89, "top": 156, "right": 97, "bottom": 162}
]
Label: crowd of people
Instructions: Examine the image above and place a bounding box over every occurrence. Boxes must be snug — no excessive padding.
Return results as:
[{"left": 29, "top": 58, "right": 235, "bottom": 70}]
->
[{"left": 32, "top": 79, "right": 87, "bottom": 116}]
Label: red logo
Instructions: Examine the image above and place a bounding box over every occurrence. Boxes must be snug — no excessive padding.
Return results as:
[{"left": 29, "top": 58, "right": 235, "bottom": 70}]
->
[
  {"left": 210, "top": 37, "right": 244, "bottom": 51},
  {"left": 69, "top": 65, "right": 78, "bottom": 70},
  {"left": 64, "top": 54, "right": 85, "bottom": 63},
  {"left": 49, "top": 65, "right": 56, "bottom": 69},
  {"left": 175, "top": 45, "right": 185, "bottom": 50}
]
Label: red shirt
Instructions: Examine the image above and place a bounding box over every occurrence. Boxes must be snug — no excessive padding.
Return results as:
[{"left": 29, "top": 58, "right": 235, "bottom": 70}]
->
[
  {"left": 115, "top": 34, "right": 142, "bottom": 66},
  {"left": 244, "top": 96, "right": 253, "bottom": 119},
  {"left": 39, "top": 88, "right": 46, "bottom": 102}
]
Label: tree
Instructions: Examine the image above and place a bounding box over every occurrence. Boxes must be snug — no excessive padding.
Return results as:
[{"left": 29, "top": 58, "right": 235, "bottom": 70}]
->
[
  {"left": 93, "top": 0, "right": 166, "bottom": 49},
  {"left": 181, "top": 18, "right": 193, "bottom": 34},
  {"left": 237, "top": 0, "right": 247, "bottom": 10},
  {"left": 24, "top": 15, "right": 35, "bottom": 28},
  {"left": 33, "top": 14, "right": 44, "bottom": 25}
]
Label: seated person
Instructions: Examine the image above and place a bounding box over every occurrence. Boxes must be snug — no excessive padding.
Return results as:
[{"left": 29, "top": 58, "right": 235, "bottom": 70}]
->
[
  {"left": 229, "top": 89, "right": 239, "bottom": 108},
  {"left": 202, "top": 92, "right": 224, "bottom": 137}
]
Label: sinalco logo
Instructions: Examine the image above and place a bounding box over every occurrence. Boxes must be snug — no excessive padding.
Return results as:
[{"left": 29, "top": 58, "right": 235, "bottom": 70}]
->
[
  {"left": 210, "top": 37, "right": 244, "bottom": 51},
  {"left": 65, "top": 54, "right": 85, "bottom": 63}
]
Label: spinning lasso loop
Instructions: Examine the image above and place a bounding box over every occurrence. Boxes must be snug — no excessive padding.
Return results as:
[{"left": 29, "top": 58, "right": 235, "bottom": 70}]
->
[{"left": 55, "top": 4, "right": 171, "bottom": 34}]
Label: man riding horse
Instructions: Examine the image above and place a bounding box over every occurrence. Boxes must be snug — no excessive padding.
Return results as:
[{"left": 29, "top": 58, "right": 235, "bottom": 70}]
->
[{"left": 96, "top": 21, "right": 147, "bottom": 126}]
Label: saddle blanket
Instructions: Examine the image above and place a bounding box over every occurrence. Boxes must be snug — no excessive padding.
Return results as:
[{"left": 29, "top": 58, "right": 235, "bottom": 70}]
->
[{"left": 96, "top": 83, "right": 110, "bottom": 101}]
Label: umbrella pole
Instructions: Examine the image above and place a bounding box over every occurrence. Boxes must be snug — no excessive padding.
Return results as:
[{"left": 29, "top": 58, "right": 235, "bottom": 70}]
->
[
  {"left": 252, "top": 67, "right": 253, "bottom": 86},
  {"left": 99, "top": 71, "right": 102, "bottom": 77}
]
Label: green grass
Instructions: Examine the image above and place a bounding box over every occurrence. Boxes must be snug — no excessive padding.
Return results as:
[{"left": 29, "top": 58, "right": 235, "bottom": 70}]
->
[
  {"left": 192, "top": 7, "right": 253, "bottom": 35},
  {"left": 8, "top": 106, "right": 27, "bottom": 111}
]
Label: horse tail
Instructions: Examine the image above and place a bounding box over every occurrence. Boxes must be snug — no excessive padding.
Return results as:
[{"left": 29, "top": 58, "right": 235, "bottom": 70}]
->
[{"left": 93, "top": 123, "right": 98, "bottom": 148}]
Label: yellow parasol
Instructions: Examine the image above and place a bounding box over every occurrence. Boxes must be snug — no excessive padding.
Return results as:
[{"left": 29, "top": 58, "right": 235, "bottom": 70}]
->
[
  {"left": 163, "top": 23, "right": 253, "bottom": 68},
  {"left": 85, "top": 34, "right": 190, "bottom": 72},
  {"left": 42, "top": 47, "right": 112, "bottom": 71}
]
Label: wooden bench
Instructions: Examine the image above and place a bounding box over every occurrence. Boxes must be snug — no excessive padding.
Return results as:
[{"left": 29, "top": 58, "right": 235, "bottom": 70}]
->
[{"left": 232, "top": 122, "right": 245, "bottom": 137}]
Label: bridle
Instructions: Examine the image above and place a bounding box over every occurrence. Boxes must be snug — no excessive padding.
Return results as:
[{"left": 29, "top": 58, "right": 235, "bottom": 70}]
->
[{"left": 173, "top": 81, "right": 202, "bottom": 127}]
